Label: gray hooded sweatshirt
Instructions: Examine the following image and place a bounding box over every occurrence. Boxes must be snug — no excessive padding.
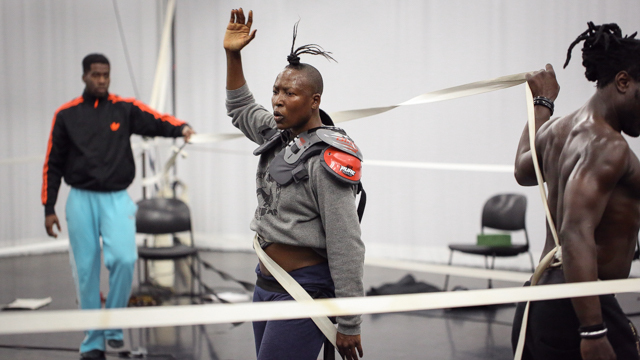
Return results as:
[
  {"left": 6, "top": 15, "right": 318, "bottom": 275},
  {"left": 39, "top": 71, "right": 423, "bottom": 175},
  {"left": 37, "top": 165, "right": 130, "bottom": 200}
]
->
[{"left": 226, "top": 83, "right": 365, "bottom": 335}]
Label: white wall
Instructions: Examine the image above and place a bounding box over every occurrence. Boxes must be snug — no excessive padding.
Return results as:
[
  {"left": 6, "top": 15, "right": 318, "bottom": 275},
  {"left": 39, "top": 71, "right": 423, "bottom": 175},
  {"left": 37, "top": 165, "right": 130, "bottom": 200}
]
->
[{"left": 2, "top": 1, "right": 640, "bottom": 270}]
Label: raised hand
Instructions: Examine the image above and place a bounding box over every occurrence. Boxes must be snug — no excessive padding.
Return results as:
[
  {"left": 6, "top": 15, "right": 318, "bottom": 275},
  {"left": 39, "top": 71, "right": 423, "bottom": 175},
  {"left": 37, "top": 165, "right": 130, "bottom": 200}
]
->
[
  {"left": 223, "top": 8, "right": 257, "bottom": 53},
  {"left": 526, "top": 63, "right": 560, "bottom": 102}
]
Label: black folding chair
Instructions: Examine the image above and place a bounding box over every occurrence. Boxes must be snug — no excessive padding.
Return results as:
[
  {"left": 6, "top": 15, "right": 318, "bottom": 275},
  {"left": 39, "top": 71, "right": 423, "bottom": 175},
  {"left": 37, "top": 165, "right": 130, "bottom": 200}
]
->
[
  {"left": 135, "top": 197, "right": 201, "bottom": 299},
  {"left": 444, "top": 193, "right": 535, "bottom": 290}
]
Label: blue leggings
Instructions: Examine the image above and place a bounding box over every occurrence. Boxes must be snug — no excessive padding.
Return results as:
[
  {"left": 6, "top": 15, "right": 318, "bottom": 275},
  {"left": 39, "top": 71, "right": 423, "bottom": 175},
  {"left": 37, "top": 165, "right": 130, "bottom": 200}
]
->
[
  {"left": 66, "top": 188, "right": 138, "bottom": 353},
  {"left": 253, "top": 262, "right": 335, "bottom": 360}
]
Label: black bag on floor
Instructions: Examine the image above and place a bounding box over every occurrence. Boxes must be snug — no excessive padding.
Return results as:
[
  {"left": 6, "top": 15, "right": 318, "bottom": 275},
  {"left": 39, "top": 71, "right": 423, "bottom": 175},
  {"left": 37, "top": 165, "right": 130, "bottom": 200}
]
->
[{"left": 366, "top": 274, "right": 441, "bottom": 296}]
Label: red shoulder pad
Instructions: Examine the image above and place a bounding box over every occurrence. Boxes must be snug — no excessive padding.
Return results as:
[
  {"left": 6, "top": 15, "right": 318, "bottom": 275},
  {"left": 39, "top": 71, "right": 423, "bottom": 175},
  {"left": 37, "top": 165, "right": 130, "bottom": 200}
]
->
[{"left": 320, "top": 146, "right": 362, "bottom": 184}]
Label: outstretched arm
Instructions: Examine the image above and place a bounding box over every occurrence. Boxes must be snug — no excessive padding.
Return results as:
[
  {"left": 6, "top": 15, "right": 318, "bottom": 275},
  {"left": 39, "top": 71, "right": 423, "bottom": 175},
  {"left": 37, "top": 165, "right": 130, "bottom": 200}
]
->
[
  {"left": 514, "top": 64, "right": 560, "bottom": 186},
  {"left": 224, "top": 8, "right": 257, "bottom": 90}
]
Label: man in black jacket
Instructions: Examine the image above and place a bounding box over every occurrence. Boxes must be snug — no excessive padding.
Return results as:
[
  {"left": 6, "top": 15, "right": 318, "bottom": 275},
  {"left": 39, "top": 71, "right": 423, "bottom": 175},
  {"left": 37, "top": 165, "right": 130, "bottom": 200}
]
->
[{"left": 42, "top": 53, "right": 193, "bottom": 360}]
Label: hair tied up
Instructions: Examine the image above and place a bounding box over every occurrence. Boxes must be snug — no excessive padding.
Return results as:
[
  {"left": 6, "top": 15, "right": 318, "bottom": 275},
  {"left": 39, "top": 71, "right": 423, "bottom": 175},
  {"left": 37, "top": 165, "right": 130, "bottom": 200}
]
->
[
  {"left": 564, "top": 22, "right": 630, "bottom": 69},
  {"left": 287, "top": 54, "right": 301, "bottom": 66},
  {"left": 287, "top": 19, "right": 336, "bottom": 66}
]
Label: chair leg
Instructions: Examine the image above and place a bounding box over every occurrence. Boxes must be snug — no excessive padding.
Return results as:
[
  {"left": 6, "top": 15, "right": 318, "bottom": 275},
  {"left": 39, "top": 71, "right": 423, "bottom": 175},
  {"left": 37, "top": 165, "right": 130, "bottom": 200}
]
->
[
  {"left": 488, "top": 255, "right": 496, "bottom": 289},
  {"left": 484, "top": 256, "right": 490, "bottom": 289},
  {"left": 484, "top": 256, "right": 496, "bottom": 289},
  {"left": 197, "top": 254, "right": 203, "bottom": 297},
  {"left": 189, "top": 257, "right": 194, "bottom": 298},
  {"left": 527, "top": 250, "right": 536, "bottom": 272},
  {"left": 443, "top": 250, "right": 454, "bottom": 291},
  {"left": 136, "top": 258, "right": 141, "bottom": 289},
  {"left": 143, "top": 258, "right": 149, "bottom": 285},
  {"left": 186, "top": 256, "right": 195, "bottom": 303}
]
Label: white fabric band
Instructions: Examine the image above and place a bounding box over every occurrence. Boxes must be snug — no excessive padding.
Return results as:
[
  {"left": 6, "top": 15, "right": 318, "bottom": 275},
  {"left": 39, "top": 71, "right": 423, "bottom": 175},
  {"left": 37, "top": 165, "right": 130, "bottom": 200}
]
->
[
  {"left": 187, "top": 133, "right": 244, "bottom": 144},
  {"left": 1, "top": 276, "right": 639, "bottom": 335},
  {"left": 328, "top": 72, "right": 529, "bottom": 123},
  {"left": 252, "top": 235, "right": 338, "bottom": 347},
  {"left": 514, "top": 84, "right": 564, "bottom": 360},
  {"left": 365, "top": 159, "right": 514, "bottom": 173},
  {"left": 365, "top": 257, "right": 531, "bottom": 283}
]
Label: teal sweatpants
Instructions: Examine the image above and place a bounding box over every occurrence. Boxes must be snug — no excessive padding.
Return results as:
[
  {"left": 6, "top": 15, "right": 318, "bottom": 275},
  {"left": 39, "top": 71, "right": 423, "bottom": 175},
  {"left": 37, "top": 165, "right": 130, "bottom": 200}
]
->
[{"left": 66, "top": 188, "right": 138, "bottom": 353}]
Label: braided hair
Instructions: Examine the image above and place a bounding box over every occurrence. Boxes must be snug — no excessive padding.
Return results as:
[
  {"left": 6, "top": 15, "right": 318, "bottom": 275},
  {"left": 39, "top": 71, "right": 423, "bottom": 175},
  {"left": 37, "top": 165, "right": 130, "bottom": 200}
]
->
[
  {"left": 564, "top": 22, "right": 640, "bottom": 88},
  {"left": 283, "top": 20, "right": 336, "bottom": 96},
  {"left": 287, "top": 20, "right": 336, "bottom": 66}
]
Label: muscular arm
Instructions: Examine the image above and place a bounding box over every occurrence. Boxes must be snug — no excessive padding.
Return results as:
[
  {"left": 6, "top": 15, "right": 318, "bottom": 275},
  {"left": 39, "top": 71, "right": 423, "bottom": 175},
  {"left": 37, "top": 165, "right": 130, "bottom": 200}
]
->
[
  {"left": 561, "top": 137, "right": 628, "bottom": 359},
  {"left": 514, "top": 64, "right": 560, "bottom": 186}
]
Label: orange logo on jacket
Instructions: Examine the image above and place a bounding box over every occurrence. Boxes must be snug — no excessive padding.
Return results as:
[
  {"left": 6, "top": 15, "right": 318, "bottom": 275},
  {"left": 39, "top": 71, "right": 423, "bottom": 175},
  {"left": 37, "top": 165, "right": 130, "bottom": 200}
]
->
[{"left": 110, "top": 122, "right": 120, "bottom": 131}]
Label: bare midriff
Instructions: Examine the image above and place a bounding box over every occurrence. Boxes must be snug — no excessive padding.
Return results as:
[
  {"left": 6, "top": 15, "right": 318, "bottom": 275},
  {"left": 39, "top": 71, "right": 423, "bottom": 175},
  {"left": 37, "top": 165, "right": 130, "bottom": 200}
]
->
[{"left": 259, "top": 243, "right": 327, "bottom": 276}]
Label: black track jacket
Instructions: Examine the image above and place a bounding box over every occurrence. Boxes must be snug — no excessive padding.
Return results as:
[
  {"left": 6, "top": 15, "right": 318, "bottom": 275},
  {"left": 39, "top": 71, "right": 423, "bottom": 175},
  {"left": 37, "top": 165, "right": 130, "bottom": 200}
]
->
[{"left": 42, "top": 91, "right": 187, "bottom": 216}]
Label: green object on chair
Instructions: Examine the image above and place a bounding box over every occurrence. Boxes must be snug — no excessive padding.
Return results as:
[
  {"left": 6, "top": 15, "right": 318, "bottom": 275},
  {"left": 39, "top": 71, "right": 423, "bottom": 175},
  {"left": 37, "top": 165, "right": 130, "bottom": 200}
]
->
[{"left": 477, "top": 234, "right": 511, "bottom": 247}]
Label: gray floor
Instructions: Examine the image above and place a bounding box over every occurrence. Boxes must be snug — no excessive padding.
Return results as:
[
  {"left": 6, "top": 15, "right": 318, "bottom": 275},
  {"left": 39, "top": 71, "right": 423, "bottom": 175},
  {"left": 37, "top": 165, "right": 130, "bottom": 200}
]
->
[{"left": 1, "top": 251, "right": 639, "bottom": 360}]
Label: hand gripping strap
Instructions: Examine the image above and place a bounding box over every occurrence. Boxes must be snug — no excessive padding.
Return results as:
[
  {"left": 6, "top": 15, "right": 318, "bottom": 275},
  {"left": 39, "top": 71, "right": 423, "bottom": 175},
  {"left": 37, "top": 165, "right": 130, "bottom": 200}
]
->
[
  {"left": 253, "top": 235, "right": 338, "bottom": 347},
  {"left": 321, "top": 147, "right": 362, "bottom": 185}
]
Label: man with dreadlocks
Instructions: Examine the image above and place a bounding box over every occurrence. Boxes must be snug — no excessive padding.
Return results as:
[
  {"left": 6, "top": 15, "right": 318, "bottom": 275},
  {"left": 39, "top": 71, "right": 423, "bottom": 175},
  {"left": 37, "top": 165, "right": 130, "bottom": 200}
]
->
[
  {"left": 223, "top": 8, "right": 365, "bottom": 360},
  {"left": 511, "top": 22, "right": 640, "bottom": 360}
]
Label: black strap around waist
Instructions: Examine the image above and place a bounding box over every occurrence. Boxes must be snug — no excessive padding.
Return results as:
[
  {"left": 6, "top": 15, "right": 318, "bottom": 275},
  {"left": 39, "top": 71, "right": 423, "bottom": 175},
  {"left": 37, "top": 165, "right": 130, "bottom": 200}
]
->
[{"left": 256, "top": 274, "right": 288, "bottom": 294}]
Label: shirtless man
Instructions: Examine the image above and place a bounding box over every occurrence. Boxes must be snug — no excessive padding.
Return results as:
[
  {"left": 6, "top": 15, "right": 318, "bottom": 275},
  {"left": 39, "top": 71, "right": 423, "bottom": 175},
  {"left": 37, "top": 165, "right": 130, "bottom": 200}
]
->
[
  {"left": 223, "top": 8, "right": 365, "bottom": 360},
  {"left": 512, "top": 22, "right": 640, "bottom": 360}
]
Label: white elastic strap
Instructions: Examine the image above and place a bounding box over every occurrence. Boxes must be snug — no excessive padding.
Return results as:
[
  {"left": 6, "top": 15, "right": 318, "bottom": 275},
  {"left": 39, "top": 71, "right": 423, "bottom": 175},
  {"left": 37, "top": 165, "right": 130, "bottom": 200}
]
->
[
  {"left": 365, "top": 257, "right": 531, "bottom": 283},
  {"left": 148, "top": 0, "right": 175, "bottom": 111},
  {"left": 1, "top": 71, "right": 536, "bottom": 166},
  {"left": 514, "top": 83, "right": 563, "bottom": 360},
  {"left": 329, "top": 72, "right": 529, "bottom": 123},
  {"left": 187, "top": 133, "right": 244, "bottom": 144},
  {"left": 2, "top": 277, "right": 640, "bottom": 335},
  {"left": 252, "top": 235, "right": 338, "bottom": 347},
  {"left": 513, "top": 246, "right": 558, "bottom": 359},
  {"left": 365, "top": 159, "right": 514, "bottom": 173},
  {"left": 525, "top": 84, "right": 560, "bottom": 248}
]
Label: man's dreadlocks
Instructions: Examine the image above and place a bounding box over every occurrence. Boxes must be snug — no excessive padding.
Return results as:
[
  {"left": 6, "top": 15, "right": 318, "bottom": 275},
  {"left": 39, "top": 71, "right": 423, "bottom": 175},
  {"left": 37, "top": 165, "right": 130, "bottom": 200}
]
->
[{"left": 564, "top": 22, "right": 640, "bottom": 88}]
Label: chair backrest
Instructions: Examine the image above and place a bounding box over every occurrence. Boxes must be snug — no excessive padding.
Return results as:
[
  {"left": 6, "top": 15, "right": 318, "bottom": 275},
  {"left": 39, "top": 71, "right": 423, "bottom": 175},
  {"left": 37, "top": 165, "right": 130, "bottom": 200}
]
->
[
  {"left": 136, "top": 198, "right": 191, "bottom": 234},
  {"left": 481, "top": 193, "right": 527, "bottom": 232}
]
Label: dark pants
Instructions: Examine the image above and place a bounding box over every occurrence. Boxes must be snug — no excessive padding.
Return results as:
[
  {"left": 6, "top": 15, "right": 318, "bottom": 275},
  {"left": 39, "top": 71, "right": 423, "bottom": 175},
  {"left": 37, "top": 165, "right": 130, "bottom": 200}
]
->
[
  {"left": 252, "top": 262, "right": 335, "bottom": 360},
  {"left": 512, "top": 267, "right": 640, "bottom": 360}
]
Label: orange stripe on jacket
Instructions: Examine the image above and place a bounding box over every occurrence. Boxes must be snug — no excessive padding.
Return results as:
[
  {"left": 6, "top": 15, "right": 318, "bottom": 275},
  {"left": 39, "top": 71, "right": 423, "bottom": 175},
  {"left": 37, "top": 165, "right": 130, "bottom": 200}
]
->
[
  {"left": 42, "top": 96, "right": 84, "bottom": 205},
  {"left": 108, "top": 94, "right": 185, "bottom": 127}
]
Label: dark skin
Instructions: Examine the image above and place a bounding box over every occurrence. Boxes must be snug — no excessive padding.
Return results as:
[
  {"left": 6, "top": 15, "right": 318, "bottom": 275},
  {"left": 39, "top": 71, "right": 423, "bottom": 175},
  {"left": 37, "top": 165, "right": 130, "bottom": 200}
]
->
[
  {"left": 83, "top": 63, "right": 110, "bottom": 97},
  {"left": 45, "top": 63, "right": 194, "bottom": 238},
  {"left": 224, "top": 8, "right": 363, "bottom": 360},
  {"left": 515, "top": 64, "right": 640, "bottom": 360}
]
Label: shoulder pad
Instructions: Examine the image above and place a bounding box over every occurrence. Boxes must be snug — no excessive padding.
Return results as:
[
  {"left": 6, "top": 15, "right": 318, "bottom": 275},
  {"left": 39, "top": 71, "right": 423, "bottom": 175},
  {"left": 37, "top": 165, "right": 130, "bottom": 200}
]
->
[
  {"left": 281, "top": 126, "right": 363, "bottom": 165},
  {"left": 320, "top": 146, "right": 362, "bottom": 184},
  {"left": 269, "top": 126, "right": 363, "bottom": 186},
  {"left": 282, "top": 130, "right": 324, "bottom": 164},
  {"left": 316, "top": 127, "right": 363, "bottom": 161},
  {"left": 253, "top": 126, "right": 287, "bottom": 156}
]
